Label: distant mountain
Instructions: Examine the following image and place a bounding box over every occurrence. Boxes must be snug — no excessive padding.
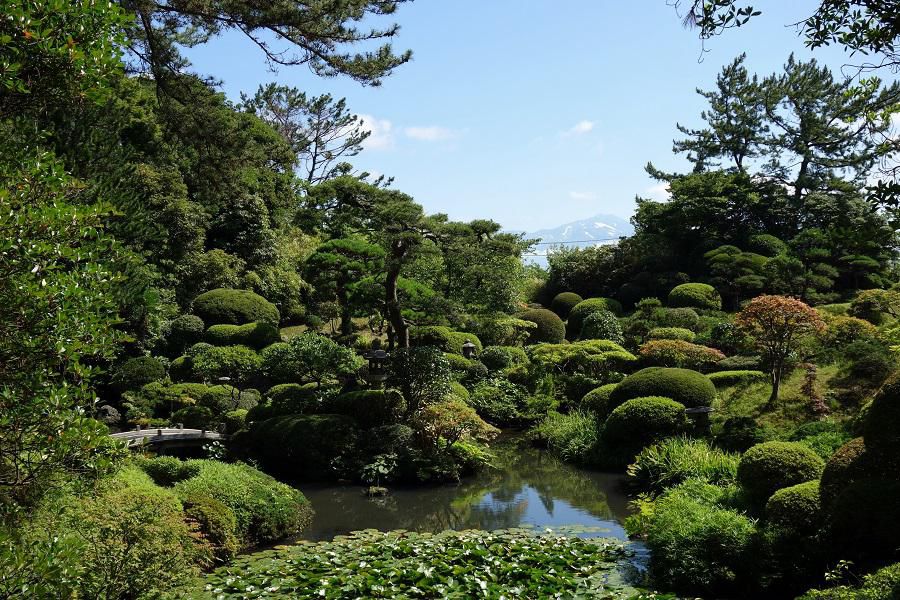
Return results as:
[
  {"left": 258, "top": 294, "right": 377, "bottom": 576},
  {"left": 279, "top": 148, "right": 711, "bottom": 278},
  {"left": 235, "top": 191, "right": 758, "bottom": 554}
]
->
[{"left": 521, "top": 214, "right": 634, "bottom": 265}]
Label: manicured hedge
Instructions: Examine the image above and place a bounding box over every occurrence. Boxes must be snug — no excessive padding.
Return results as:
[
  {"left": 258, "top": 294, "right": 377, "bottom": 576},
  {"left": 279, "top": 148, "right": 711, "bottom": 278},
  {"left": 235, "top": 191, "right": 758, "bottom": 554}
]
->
[
  {"left": 327, "top": 390, "right": 406, "bottom": 428},
  {"left": 171, "top": 405, "right": 216, "bottom": 429},
  {"left": 480, "top": 345, "right": 529, "bottom": 370},
  {"left": 579, "top": 310, "right": 624, "bottom": 344},
  {"left": 550, "top": 291, "right": 583, "bottom": 319},
  {"left": 668, "top": 283, "right": 722, "bottom": 311},
  {"left": 765, "top": 480, "right": 822, "bottom": 535},
  {"left": 169, "top": 355, "right": 193, "bottom": 382},
  {"left": 568, "top": 298, "right": 623, "bottom": 338},
  {"left": 655, "top": 307, "right": 700, "bottom": 330},
  {"left": 737, "top": 441, "right": 825, "bottom": 505},
  {"left": 638, "top": 339, "right": 725, "bottom": 370},
  {"left": 136, "top": 456, "right": 201, "bottom": 487},
  {"left": 818, "top": 437, "right": 886, "bottom": 507},
  {"left": 648, "top": 327, "right": 696, "bottom": 342},
  {"left": 707, "top": 370, "right": 768, "bottom": 387},
  {"left": 168, "top": 314, "right": 205, "bottom": 351},
  {"left": 519, "top": 308, "right": 566, "bottom": 344},
  {"left": 409, "top": 326, "right": 482, "bottom": 355},
  {"left": 580, "top": 383, "right": 618, "bottom": 418},
  {"left": 599, "top": 396, "right": 689, "bottom": 468},
  {"left": 192, "top": 288, "right": 280, "bottom": 326},
  {"left": 609, "top": 367, "right": 716, "bottom": 411},
  {"left": 111, "top": 356, "right": 166, "bottom": 393},
  {"left": 204, "top": 321, "right": 280, "bottom": 349},
  {"left": 246, "top": 383, "right": 319, "bottom": 422},
  {"left": 863, "top": 370, "right": 900, "bottom": 453},
  {"left": 244, "top": 414, "right": 359, "bottom": 478}
]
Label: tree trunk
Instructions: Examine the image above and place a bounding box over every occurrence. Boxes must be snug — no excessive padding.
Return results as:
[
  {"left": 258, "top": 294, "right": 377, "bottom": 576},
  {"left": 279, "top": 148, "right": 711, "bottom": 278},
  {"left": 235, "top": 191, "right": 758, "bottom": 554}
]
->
[
  {"left": 338, "top": 285, "right": 352, "bottom": 336},
  {"left": 769, "top": 365, "right": 782, "bottom": 406},
  {"left": 384, "top": 261, "right": 408, "bottom": 348}
]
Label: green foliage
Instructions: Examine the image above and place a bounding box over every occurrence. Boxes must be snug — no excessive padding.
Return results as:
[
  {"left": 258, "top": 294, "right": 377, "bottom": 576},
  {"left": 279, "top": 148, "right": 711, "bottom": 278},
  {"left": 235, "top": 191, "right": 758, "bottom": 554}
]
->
[
  {"left": 182, "top": 494, "right": 240, "bottom": 563},
  {"left": 818, "top": 437, "right": 899, "bottom": 508},
  {"left": 174, "top": 460, "right": 313, "bottom": 545},
  {"left": 389, "top": 347, "right": 453, "bottom": 416},
  {"left": 412, "top": 398, "right": 499, "bottom": 452},
  {"left": 716, "top": 416, "right": 767, "bottom": 452},
  {"left": 550, "top": 292, "right": 583, "bottom": 319},
  {"left": 110, "top": 356, "right": 166, "bottom": 393},
  {"left": 765, "top": 480, "right": 822, "bottom": 535},
  {"left": 198, "top": 529, "right": 638, "bottom": 599},
  {"left": 224, "top": 409, "right": 248, "bottom": 434},
  {"left": 708, "top": 370, "right": 768, "bottom": 387},
  {"left": 599, "top": 397, "right": 689, "bottom": 468},
  {"left": 668, "top": 283, "right": 722, "bottom": 310},
  {"left": 167, "top": 314, "right": 206, "bottom": 353},
  {"left": 654, "top": 307, "right": 701, "bottom": 330},
  {"left": 849, "top": 289, "right": 900, "bottom": 325},
  {"left": 529, "top": 339, "right": 636, "bottom": 379},
  {"left": 737, "top": 441, "right": 825, "bottom": 505},
  {"left": 531, "top": 411, "right": 599, "bottom": 464},
  {"left": 247, "top": 383, "right": 320, "bottom": 422},
  {"left": 468, "top": 377, "right": 530, "bottom": 427},
  {"left": 328, "top": 390, "right": 406, "bottom": 428},
  {"left": 480, "top": 345, "right": 529, "bottom": 370},
  {"left": 626, "top": 480, "right": 756, "bottom": 598},
  {"left": 243, "top": 414, "right": 358, "bottom": 478},
  {"left": 172, "top": 405, "right": 216, "bottom": 429},
  {"left": 193, "top": 288, "right": 280, "bottom": 326},
  {"left": 830, "top": 479, "right": 900, "bottom": 561},
  {"left": 638, "top": 339, "right": 725, "bottom": 369},
  {"left": 863, "top": 371, "right": 900, "bottom": 453},
  {"left": 261, "top": 333, "right": 362, "bottom": 387},
  {"left": 648, "top": 327, "right": 696, "bottom": 342},
  {"left": 136, "top": 456, "right": 201, "bottom": 487},
  {"left": 610, "top": 367, "right": 717, "bottom": 410},
  {"left": 797, "top": 562, "right": 900, "bottom": 600},
  {"left": 410, "top": 326, "right": 483, "bottom": 355},
  {"left": 580, "top": 384, "right": 618, "bottom": 418},
  {"left": 204, "top": 322, "right": 280, "bottom": 349},
  {"left": 627, "top": 437, "right": 740, "bottom": 495},
  {"left": 580, "top": 309, "right": 624, "bottom": 344},
  {"left": 519, "top": 308, "right": 566, "bottom": 344},
  {"left": 568, "top": 298, "right": 624, "bottom": 338},
  {"left": 191, "top": 344, "right": 262, "bottom": 387}
]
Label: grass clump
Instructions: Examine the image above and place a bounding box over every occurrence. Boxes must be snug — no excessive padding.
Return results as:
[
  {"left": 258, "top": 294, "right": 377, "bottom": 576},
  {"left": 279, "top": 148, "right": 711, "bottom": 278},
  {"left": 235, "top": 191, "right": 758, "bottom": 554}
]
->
[{"left": 626, "top": 437, "right": 740, "bottom": 495}]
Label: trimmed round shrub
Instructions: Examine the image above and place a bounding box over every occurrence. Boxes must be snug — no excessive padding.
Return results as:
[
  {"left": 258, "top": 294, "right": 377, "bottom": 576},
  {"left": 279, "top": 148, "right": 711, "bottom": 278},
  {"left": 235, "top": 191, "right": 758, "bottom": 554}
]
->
[
  {"left": 716, "top": 416, "right": 766, "bottom": 452},
  {"left": 328, "top": 390, "right": 406, "bottom": 428},
  {"left": 443, "top": 353, "right": 488, "bottom": 383},
  {"left": 192, "top": 288, "right": 280, "bottom": 326},
  {"left": 224, "top": 409, "right": 248, "bottom": 434},
  {"left": 169, "top": 355, "right": 193, "bottom": 382},
  {"left": 247, "top": 383, "right": 319, "bottom": 422},
  {"left": 829, "top": 478, "right": 900, "bottom": 560},
  {"left": 182, "top": 494, "right": 240, "bottom": 562},
  {"left": 655, "top": 307, "right": 701, "bottom": 330},
  {"left": 713, "top": 355, "right": 762, "bottom": 371},
  {"left": 204, "top": 322, "right": 280, "bottom": 349},
  {"left": 168, "top": 314, "right": 205, "bottom": 351},
  {"left": 599, "top": 397, "right": 689, "bottom": 468},
  {"left": 468, "top": 377, "right": 529, "bottom": 427},
  {"left": 765, "top": 480, "right": 822, "bottom": 535},
  {"left": 648, "top": 327, "right": 696, "bottom": 342},
  {"left": 136, "top": 456, "right": 201, "bottom": 487},
  {"left": 638, "top": 339, "right": 725, "bottom": 370},
  {"left": 550, "top": 292, "right": 583, "bottom": 319},
  {"left": 737, "top": 441, "right": 825, "bottom": 505},
  {"left": 519, "top": 308, "right": 566, "bottom": 344},
  {"left": 480, "top": 346, "right": 529, "bottom": 370},
  {"left": 244, "top": 414, "right": 358, "bottom": 478},
  {"left": 580, "top": 310, "right": 624, "bottom": 344},
  {"left": 580, "top": 383, "right": 618, "bottom": 418},
  {"left": 609, "top": 367, "right": 716, "bottom": 411},
  {"left": 568, "top": 298, "right": 624, "bottom": 338},
  {"left": 111, "top": 356, "right": 166, "bottom": 393},
  {"left": 410, "top": 326, "right": 482, "bottom": 355},
  {"left": 191, "top": 344, "right": 262, "bottom": 387},
  {"left": 707, "top": 370, "right": 768, "bottom": 387},
  {"left": 668, "top": 283, "right": 722, "bottom": 311},
  {"left": 171, "top": 405, "right": 216, "bottom": 429},
  {"left": 817, "top": 437, "right": 900, "bottom": 507},
  {"left": 747, "top": 234, "right": 786, "bottom": 257},
  {"left": 863, "top": 371, "right": 900, "bottom": 453},
  {"left": 447, "top": 332, "right": 483, "bottom": 355}
]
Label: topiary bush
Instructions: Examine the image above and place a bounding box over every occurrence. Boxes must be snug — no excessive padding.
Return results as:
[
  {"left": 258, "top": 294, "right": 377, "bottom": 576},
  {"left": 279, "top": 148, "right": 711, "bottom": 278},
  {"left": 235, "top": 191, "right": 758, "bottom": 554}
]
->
[
  {"left": 713, "top": 355, "right": 762, "bottom": 371},
  {"left": 797, "top": 562, "right": 900, "bottom": 600},
  {"left": 580, "top": 383, "right": 618, "bottom": 418},
  {"left": 111, "top": 356, "right": 166, "bottom": 393},
  {"left": 638, "top": 339, "right": 725, "bottom": 370},
  {"left": 204, "top": 322, "right": 280, "bottom": 349},
  {"left": 598, "top": 396, "right": 689, "bottom": 468},
  {"left": 863, "top": 370, "right": 900, "bottom": 454},
  {"left": 579, "top": 310, "right": 624, "bottom": 344},
  {"left": 648, "top": 327, "right": 696, "bottom": 342},
  {"left": 519, "top": 308, "right": 566, "bottom": 344},
  {"left": 136, "top": 456, "right": 201, "bottom": 487},
  {"left": 550, "top": 291, "right": 583, "bottom": 319},
  {"left": 182, "top": 494, "right": 240, "bottom": 562},
  {"left": 668, "top": 283, "right": 722, "bottom": 311},
  {"left": 169, "top": 355, "right": 193, "bottom": 382},
  {"left": 715, "top": 416, "right": 767, "bottom": 453},
  {"left": 191, "top": 344, "right": 262, "bottom": 387},
  {"left": 567, "top": 298, "right": 623, "bottom": 339},
  {"left": 655, "top": 307, "right": 701, "bottom": 330},
  {"left": 192, "top": 288, "right": 280, "bottom": 326},
  {"left": 243, "top": 414, "right": 359, "bottom": 478},
  {"left": 327, "top": 390, "right": 406, "bottom": 428},
  {"left": 167, "top": 314, "right": 205, "bottom": 353},
  {"left": 817, "top": 437, "right": 899, "bottom": 508},
  {"left": 468, "top": 377, "right": 529, "bottom": 427},
  {"left": 171, "top": 405, "right": 216, "bottom": 429},
  {"left": 609, "top": 367, "right": 716, "bottom": 411},
  {"left": 224, "top": 409, "right": 248, "bottom": 434},
  {"left": 737, "top": 441, "right": 825, "bottom": 505},
  {"left": 480, "top": 345, "right": 529, "bottom": 370},
  {"left": 765, "top": 480, "right": 822, "bottom": 535},
  {"left": 707, "top": 370, "right": 768, "bottom": 387}
]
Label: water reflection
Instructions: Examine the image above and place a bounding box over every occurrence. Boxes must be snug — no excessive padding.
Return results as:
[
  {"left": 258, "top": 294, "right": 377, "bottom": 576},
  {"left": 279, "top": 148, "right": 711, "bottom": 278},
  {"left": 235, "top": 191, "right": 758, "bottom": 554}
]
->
[{"left": 295, "top": 435, "right": 633, "bottom": 541}]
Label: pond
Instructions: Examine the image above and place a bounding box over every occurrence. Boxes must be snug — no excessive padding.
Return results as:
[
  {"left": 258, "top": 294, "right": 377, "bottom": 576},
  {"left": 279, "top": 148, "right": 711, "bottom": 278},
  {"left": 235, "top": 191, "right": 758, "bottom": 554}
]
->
[{"left": 293, "top": 434, "right": 636, "bottom": 542}]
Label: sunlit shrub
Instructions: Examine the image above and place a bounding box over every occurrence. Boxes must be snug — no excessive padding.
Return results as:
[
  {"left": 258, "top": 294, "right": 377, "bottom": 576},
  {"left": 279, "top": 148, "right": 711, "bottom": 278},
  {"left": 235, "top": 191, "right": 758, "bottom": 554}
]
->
[{"left": 737, "top": 441, "right": 825, "bottom": 505}]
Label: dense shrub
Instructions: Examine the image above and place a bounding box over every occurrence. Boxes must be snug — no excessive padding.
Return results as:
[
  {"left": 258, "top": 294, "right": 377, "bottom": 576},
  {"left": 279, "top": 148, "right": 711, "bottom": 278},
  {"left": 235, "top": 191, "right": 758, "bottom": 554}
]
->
[
  {"left": 708, "top": 370, "right": 768, "bottom": 387},
  {"left": 567, "top": 298, "right": 623, "bottom": 338},
  {"left": 519, "top": 308, "right": 566, "bottom": 344},
  {"left": 579, "top": 310, "right": 624, "bottom": 344},
  {"left": 443, "top": 353, "right": 488, "bottom": 383},
  {"left": 328, "top": 390, "right": 406, "bottom": 428},
  {"left": 817, "top": 437, "right": 900, "bottom": 507},
  {"left": 550, "top": 291, "right": 583, "bottom": 319},
  {"left": 243, "top": 414, "right": 358, "bottom": 478},
  {"left": 654, "top": 307, "right": 700, "bottom": 330},
  {"left": 169, "top": 355, "right": 193, "bottom": 382},
  {"left": 823, "top": 316, "right": 880, "bottom": 349},
  {"left": 409, "top": 326, "right": 483, "bottom": 355},
  {"left": 747, "top": 234, "right": 787, "bottom": 257},
  {"left": 223, "top": 409, "right": 248, "bottom": 433},
  {"left": 171, "top": 405, "right": 216, "bottom": 429},
  {"left": 829, "top": 478, "right": 900, "bottom": 561},
  {"left": 531, "top": 411, "right": 599, "bottom": 464},
  {"left": 704, "top": 321, "right": 750, "bottom": 355},
  {"left": 627, "top": 437, "right": 740, "bottom": 494},
  {"left": 174, "top": 460, "right": 313, "bottom": 544},
  {"left": 136, "top": 456, "right": 201, "bottom": 486},
  {"left": 167, "top": 314, "right": 205, "bottom": 352},
  {"left": 797, "top": 562, "right": 900, "bottom": 599},
  {"left": 182, "top": 494, "right": 240, "bottom": 562},
  {"left": 192, "top": 288, "right": 280, "bottom": 326},
  {"left": 599, "top": 397, "right": 689, "bottom": 468},
  {"left": 260, "top": 333, "right": 361, "bottom": 387},
  {"left": 628, "top": 480, "right": 756, "bottom": 597},
  {"left": 713, "top": 355, "right": 762, "bottom": 371},
  {"left": 204, "top": 322, "right": 280, "bottom": 349},
  {"left": 842, "top": 339, "right": 895, "bottom": 383},
  {"left": 765, "top": 480, "right": 821, "bottom": 535},
  {"left": 668, "top": 283, "right": 722, "bottom": 310},
  {"left": 580, "top": 383, "right": 618, "bottom": 418},
  {"left": 715, "top": 416, "right": 767, "bottom": 452},
  {"left": 480, "top": 345, "right": 529, "bottom": 370},
  {"left": 111, "top": 356, "right": 166, "bottom": 393},
  {"left": 468, "top": 377, "right": 529, "bottom": 427},
  {"left": 737, "top": 442, "right": 825, "bottom": 505},
  {"left": 639, "top": 339, "right": 725, "bottom": 369},
  {"left": 191, "top": 344, "right": 262, "bottom": 387},
  {"left": 609, "top": 367, "right": 716, "bottom": 410},
  {"left": 246, "top": 383, "right": 320, "bottom": 422},
  {"left": 863, "top": 371, "right": 900, "bottom": 453},
  {"left": 648, "top": 327, "right": 696, "bottom": 342}
]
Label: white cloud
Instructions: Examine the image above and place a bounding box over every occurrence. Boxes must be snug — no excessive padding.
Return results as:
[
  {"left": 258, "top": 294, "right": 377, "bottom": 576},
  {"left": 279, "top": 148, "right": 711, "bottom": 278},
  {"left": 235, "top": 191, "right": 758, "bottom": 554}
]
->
[
  {"left": 562, "top": 120, "right": 596, "bottom": 136},
  {"left": 358, "top": 114, "right": 394, "bottom": 150},
  {"left": 645, "top": 183, "right": 671, "bottom": 201},
  {"left": 569, "top": 191, "right": 597, "bottom": 201},
  {"left": 404, "top": 126, "right": 460, "bottom": 142}
]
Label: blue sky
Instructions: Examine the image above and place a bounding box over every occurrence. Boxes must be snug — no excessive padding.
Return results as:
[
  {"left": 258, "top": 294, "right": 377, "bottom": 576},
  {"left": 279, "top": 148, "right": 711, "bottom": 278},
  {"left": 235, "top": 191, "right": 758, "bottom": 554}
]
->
[{"left": 183, "top": 1, "right": 885, "bottom": 232}]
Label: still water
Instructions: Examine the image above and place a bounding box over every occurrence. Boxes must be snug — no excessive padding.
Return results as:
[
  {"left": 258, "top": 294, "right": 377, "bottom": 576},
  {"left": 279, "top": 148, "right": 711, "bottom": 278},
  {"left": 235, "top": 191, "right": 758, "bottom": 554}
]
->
[{"left": 294, "top": 435, "right": 634, "bottom": 542}]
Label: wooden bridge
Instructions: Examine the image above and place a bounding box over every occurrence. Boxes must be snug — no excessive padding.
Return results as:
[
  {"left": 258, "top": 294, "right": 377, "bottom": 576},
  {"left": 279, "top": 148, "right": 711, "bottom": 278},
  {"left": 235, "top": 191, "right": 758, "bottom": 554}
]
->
[{"left": 110, "top": 427, "right": 228, "bottom": 450}]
